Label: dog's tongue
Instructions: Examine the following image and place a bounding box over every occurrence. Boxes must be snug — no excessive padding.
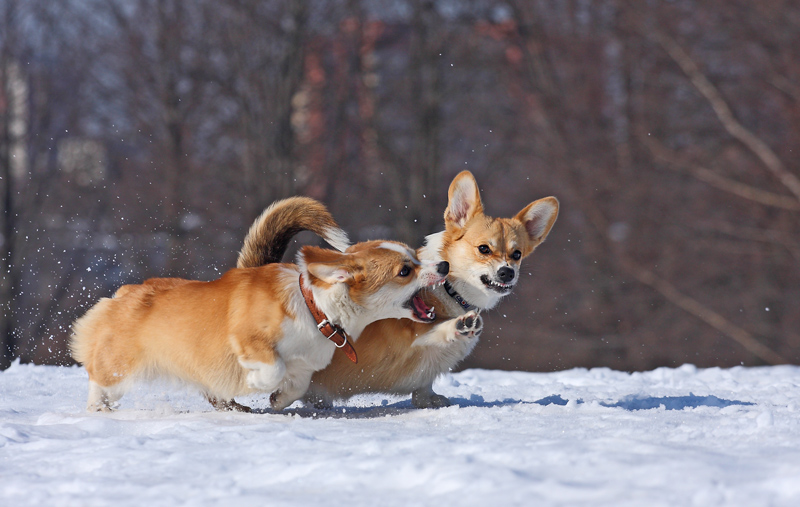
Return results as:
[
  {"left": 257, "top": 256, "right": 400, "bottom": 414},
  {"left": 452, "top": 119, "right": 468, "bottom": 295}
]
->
[{"left": 412, "top": 295, "right": 435, "bottom": 322}]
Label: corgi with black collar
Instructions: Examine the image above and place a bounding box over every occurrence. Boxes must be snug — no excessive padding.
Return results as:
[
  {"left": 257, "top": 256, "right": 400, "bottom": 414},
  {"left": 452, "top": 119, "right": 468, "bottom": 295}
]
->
[{"left": 236, "top": 173, "right": 558, "bottom": 409}]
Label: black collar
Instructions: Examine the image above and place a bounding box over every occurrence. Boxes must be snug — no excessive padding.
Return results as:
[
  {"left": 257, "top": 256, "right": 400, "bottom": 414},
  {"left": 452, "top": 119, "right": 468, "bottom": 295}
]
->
[{"left": 443, "top": 281, "right": 476, "bottom": 312}]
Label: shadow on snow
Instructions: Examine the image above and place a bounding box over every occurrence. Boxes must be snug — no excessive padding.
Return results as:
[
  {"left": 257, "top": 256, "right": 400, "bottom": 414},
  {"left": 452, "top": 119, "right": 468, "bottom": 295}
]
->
[
  {"left": 600, "top": 393, "right": 755, "bottom": 411},
  {"left": 247, "top": 391, "right": 756, "bottom": 420},
  {"left": 266, "top": 392, "right": 754, "bottom": 419}
]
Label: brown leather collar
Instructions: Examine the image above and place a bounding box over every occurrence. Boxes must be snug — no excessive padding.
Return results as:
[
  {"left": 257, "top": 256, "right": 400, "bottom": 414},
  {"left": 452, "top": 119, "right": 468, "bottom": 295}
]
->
[{"left": 299, "top": 275, "right": 358, "bottom": 363}]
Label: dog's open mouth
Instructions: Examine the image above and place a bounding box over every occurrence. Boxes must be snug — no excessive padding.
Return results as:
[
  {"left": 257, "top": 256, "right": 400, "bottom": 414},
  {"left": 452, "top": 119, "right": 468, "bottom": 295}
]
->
[
  {"left": 406, "top": 293, "right": 436, "bottom": 322},
  {"left": 480, "top": 275, "right": 514, "bottom": 294}
]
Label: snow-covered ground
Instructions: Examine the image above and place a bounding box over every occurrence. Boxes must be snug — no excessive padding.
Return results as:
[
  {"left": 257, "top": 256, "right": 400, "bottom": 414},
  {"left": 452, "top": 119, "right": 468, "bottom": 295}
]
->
[{"left": 2, "top": 362, "right": 800, "bottom": 506}]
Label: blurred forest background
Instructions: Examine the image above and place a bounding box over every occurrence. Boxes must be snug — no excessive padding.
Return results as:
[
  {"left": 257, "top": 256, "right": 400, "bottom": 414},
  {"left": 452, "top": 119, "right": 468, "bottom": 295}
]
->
[{"left": 1, "top": 0, "right": 799, "bottom": 372}]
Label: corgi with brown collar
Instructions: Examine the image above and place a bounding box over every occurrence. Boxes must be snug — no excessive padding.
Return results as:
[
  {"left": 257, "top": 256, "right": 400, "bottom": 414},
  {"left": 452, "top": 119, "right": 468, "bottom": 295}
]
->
[
  {"left": 236, "top": 172, "right": 559, "bottom": 409},
  {"left": 70, "top": 197, "right": 449, "bottom": 412}
]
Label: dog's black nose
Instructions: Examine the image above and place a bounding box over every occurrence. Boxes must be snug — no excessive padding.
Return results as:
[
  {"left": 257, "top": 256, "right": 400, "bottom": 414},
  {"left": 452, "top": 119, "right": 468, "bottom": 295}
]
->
[
  {"left": 497, "top": 266, "right": 515, "bottom": 283},
  {"left": 436, "top": 261, "right": 450, "bottom": 276}
]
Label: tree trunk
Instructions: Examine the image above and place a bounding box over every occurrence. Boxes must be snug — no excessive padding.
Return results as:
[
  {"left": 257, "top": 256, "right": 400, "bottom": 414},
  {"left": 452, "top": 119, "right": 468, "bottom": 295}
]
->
[{"left": 0, "top": 1, "right": 19, "bottom": 369}]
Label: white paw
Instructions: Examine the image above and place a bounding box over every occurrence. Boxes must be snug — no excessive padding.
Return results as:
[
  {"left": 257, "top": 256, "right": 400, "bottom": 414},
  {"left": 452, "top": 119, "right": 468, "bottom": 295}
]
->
[
  {"left": 243, "top": 360, "right": 285, "bottom": 392},
  {"left": 269, "top": 369, "right": 313, "bottom": 411},
  {"left": 270, "top": 390, "right": 300, "bottom": 411},
  {"left": 453, "top": 310, "right": 483, "bottom": 341},
  {"left": 270, "top": 390, "right": 286, "bottom": 410}
]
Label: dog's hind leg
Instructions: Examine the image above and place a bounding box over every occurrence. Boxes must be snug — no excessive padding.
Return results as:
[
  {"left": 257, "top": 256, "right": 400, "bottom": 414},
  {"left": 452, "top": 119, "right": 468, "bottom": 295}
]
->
[{"left": 87, "top": 380, "right": 125, "bottom": 412}]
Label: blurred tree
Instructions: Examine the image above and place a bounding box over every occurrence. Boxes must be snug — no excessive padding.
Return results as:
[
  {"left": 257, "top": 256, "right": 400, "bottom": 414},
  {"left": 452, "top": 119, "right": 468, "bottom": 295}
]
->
[
  {"left": 1, "top": 0, "right": 100, "bottom": 366},
  {"left": 2, "top": 0, "right": 799, "bottom": 372},
  {"left": 0, "top": 0, "right": 21, "bottom": 368}
]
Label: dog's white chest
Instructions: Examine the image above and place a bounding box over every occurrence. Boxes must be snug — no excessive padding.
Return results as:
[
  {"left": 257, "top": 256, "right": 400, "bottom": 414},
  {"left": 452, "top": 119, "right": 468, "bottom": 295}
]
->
[{"left": 276, "top": 317, "right": 336, "bottom": 370}]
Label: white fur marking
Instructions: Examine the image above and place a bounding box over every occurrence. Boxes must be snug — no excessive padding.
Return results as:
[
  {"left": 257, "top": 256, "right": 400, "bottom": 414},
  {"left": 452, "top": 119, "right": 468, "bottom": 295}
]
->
[
  {"left": 378, "top": 242, "right": 420, "bottom": 264},
  {"left": 323, "top": 227, "right": 351, "bottom": 253},
  {"left": 418, "top": 232, "right": 445, "bottom": 263},
  {"left": 241, "top": 359, "right": 286, "bottom": 392}
]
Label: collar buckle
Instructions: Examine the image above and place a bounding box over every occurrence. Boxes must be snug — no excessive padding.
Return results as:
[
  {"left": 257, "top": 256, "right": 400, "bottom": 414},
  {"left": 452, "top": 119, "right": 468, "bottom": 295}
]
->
[
  {"left": 300, "top": 275, "right": 358, "bottom": 363},
  {"left": 331, "top": 332, "right": 348, "bottom": 348},
  {"left": 318, "top": 319, "right": 346, "bottom": 344}
]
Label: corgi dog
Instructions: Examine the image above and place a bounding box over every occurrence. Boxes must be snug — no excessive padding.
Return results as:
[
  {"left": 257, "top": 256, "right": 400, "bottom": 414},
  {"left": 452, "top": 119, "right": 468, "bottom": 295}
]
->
[
  {"left": 70, "top": 197, "right": 450, "bottom": 412},
  {"left": 236, "top": 172, "right": 559, "bottom": 408}
]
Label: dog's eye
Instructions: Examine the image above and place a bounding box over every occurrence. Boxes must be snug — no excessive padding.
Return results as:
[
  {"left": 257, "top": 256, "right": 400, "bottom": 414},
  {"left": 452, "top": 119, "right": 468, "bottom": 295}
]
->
[
  {"left": 398, "top": 266, "right": 411, "bottom": 277},
  {"left": 511, "top": 250, "right": 522, "bottom": 261},
  {"left": 478, "top": 244, "right": 491, "bottom": 255}
]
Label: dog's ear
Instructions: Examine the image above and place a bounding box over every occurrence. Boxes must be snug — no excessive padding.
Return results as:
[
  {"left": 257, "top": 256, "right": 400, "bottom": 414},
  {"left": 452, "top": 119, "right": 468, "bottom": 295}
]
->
[
  {"left": 306, "top": 262, "right": 353, "bottom": 284},
  {"left": 299, "top": 246, "right": 354, "bottom": 284},
  {"left": 515, "top": 197, "right": 559, "bottom": 243},
  {"left": 444, "top": 171, "right": 484, "bottom": 230}
]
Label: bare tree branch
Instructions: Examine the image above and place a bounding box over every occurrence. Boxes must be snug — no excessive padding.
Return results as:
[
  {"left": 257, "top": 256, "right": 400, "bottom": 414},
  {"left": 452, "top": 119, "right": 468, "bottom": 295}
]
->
[
  {"left": 769, "top": 74, "right": 800, "bottom": 104},
  {"left": 639, "top": 131, "right": 800, "bottom": 211},
  {"left": 621, "top": 257, "right": 786, "bottom": 365},
  {"left": 648, "top": 30, "right": 800, "bottom": 202},
  {"left": 692, "top": 221, "right": 800, "bottom": 263},
  {"left": 578, "top": 196, "right": 787, "bottom": 365},
  {"left": 507, "top": 3, "right": 789, "bottom": 365}
]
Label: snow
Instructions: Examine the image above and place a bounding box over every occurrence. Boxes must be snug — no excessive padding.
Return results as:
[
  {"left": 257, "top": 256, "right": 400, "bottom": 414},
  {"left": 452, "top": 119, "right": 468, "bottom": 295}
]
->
[{"left": 3, "top": 362, "right": 800, "bottom": 506}]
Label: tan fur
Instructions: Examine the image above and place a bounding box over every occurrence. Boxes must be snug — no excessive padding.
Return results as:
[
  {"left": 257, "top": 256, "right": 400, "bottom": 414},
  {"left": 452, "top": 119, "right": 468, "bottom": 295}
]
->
[
  {"left": 72, "top": 266, "right": 292, "bottom": 402},
  {"left": 303, "top": 316, "right": 446, "bottom": 401},
  {"left": 304, "top": 171, "right": 559, "bottom": 408},
  {"left": 71, "top": 199, "right": 447, "bottom": 413}
]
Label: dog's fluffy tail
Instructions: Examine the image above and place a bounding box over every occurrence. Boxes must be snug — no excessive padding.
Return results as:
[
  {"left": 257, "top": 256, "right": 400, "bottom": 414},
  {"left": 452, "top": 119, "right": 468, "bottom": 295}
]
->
[
  {"left": 69, "top": 297, "right": 113, "bottom": 366},
  {"left": 237, "top": 196, "right": 350, "bottom": 268}
]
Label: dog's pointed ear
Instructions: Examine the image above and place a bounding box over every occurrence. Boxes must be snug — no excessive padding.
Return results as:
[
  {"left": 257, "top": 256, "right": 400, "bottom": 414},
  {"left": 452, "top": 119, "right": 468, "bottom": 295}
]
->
[
  {"left": 306, "top": 263, "right": 353, "bottom": 284},
  {"left": 299, "top": 246, "right": 354, "bottom": 284},
  {"left": 515, "top": 197, "right": 559, "bottom": 242},
  {"left": 444, "top": 171, "right": 484, "bottom": 230}
]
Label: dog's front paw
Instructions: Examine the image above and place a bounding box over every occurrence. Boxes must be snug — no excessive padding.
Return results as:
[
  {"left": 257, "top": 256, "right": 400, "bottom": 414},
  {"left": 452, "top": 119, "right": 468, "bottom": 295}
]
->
[
  {"left": 270, "top": 390, "right": 298, "bottom": 411},
  {"left": 270, "top": 390, "right": 281, "bottom": 408},
  {"left": 242, "top": 360, "right": 285, "bottom": 392},
  {"left": 454, "top": 310, "right": 483, "bottom": 340},
  {"left": 247, "top": 370, "right": 273, "bottom": 391}
]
